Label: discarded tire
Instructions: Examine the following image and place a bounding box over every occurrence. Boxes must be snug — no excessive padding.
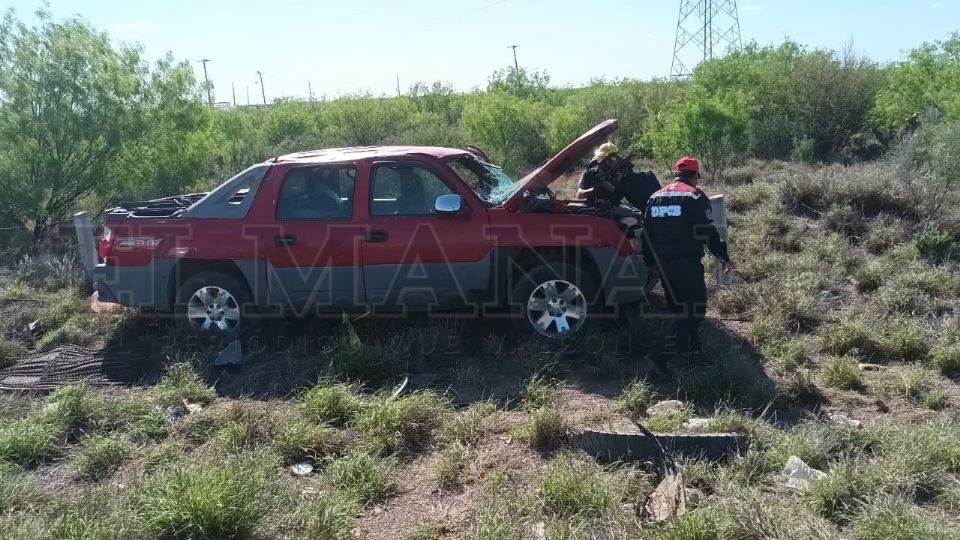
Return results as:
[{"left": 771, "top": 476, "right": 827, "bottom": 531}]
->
[{"left": 568, "top": 430, "right": 749, "bottom": 462}]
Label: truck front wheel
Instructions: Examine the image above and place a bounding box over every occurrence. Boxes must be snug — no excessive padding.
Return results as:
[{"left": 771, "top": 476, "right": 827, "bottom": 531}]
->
[
  {"left": 175, "top": 271, "right": 252, "bottom": 335},
  {"left": 511, "top": 263, "right": 599, "bottom": 340}
]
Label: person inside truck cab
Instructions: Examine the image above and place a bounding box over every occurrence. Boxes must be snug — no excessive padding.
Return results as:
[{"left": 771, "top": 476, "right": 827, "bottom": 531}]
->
[
  {"left": 278, "top": 168, "right": 345, "bottom": 219},
  {"left": 396, "top": 168, "right": 432, "bottom": 215}
]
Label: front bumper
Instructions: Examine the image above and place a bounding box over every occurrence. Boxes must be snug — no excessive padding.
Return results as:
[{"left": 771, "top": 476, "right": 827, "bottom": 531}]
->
[
  {"left": 591, "top": 249, "right": 647, "bottom": 307},
  {"left": 92, "top": 260, "right": 176, "bottom": 312}
]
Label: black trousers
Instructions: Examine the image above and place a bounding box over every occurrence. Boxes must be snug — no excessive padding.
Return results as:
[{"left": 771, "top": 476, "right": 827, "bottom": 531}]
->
[{"left": 658, "top": 258, "right": 707, "bottom": 356}]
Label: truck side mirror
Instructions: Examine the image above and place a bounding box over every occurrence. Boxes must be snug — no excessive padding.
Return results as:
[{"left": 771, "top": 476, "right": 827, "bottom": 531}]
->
[{"left": 434, "top": 194, "right": 463, "bottom": 214}]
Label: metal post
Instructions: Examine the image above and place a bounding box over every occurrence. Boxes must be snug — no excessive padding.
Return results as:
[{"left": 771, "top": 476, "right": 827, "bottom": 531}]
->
[
  {"left": 73, "top": 212, "right": 98, "bottom": 276},
  {"left": 709, "top": 195, "right": 731, "bottom": 286}
]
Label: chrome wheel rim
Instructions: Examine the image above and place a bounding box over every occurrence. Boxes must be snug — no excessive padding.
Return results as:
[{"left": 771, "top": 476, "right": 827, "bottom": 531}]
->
[
  {"left": 526, "top": 279, "right": 587, "bottom": 338},
  {"left": 186, "top": 286, "right": 240, "bottom": 332}
]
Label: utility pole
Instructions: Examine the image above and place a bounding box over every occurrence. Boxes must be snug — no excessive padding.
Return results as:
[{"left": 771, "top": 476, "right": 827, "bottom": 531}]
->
[
  {"left": 256, "top": 71, "right": 267, "bottom": 106},
  {"left": 507, "top": 45, "right": 519, "bottom": 71},
  {"left": 396, "top": 75, "right": 401, "bottom": 98},
  {"left": 231, "top": 82, "right": 236, "bottom": 107},
  {"left": 197, "top": 58, "right": 213, "bottom": 105},
  {"left": 246, "top": 85, "right": 250, "bottom": 106},
  {"left": 308, "top": 80, "right": 314, "bottom": 102}
]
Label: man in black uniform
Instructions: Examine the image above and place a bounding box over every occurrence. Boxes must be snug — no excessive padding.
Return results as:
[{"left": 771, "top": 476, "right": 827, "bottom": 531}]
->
[
  {"left": 578, "top": 143, "right": 661, "bottom": 211},
  {"left": 642, "top": 156, "right": 732, "bottom": 375}
]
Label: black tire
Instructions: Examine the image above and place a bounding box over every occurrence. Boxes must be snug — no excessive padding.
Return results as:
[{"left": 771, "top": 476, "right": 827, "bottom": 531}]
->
[
  {"left": 568, "top": 430, "right": 749, "bottom": 463},
  {"left": 511, "top": 262, "right": 600, "bottom": 341},
  {"left": 174, "top": 270, "right": 253, "bottom": 336}
]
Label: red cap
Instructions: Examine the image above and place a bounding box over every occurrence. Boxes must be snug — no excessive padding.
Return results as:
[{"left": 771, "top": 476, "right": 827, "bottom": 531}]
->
[{"left": 675, "top": 156, "right": 700, "bottom": 174}]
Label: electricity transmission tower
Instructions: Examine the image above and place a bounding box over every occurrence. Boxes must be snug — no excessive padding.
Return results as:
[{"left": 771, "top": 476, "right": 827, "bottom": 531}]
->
[{"left": 670, "top": 0, "right": 742, "bottom": 78}]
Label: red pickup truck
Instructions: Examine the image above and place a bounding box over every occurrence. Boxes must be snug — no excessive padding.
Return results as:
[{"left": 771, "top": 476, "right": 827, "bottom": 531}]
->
[{"left": 93, "top": 120, "right": 646, "bottom": 340}]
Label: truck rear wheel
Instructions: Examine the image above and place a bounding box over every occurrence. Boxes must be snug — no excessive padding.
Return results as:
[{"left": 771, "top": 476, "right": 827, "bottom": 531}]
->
[
  {"left": 511, "top": 262, "right": 599, "bottom": 340},
  {"left": 175, "top": 271, "right": 252, "bottom": 335}
]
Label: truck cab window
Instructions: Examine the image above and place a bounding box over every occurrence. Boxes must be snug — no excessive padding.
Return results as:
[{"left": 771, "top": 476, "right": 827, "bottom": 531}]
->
[
  {"left": 371, "top": 164, "right": 454, "bottom": 216},
  {"left": 277, "top": 166, "right": 356, "bottom": 220}
]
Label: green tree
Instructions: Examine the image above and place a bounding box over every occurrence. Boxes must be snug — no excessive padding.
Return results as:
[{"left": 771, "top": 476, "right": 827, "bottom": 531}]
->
[
  {"left": 0, "top": 11, "right": 147, "bottom": 246},
  {"left": 461, "top": 91, "right": 549, "bottom": 174},
  {"left": 647, "top": 91, "right": 751, "bottom": 182},
  {"left": 875, "top": 33, "right": 960, "bottom": 129}
]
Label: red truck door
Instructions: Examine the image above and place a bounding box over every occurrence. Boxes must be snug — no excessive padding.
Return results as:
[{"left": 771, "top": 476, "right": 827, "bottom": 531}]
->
[
  {"left": 265, "top": 164, "right": 367, "bottom": 312},
  {"left": 362, "top": 160, "right": 492, "bottom": 311}
]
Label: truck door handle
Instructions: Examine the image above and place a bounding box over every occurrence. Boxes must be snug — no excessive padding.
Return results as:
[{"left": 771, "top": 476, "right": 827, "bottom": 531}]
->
[
  {"left": 274, "top": 234, "right": 297, "bottom": 247},
  {"left": 367, "top": 230, "right": 388, "bottom": 243}
]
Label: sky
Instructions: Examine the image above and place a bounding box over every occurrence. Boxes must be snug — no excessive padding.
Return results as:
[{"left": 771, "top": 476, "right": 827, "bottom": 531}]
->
[{"left": 7, "top": 1, "right": 960, "bottom": 103}]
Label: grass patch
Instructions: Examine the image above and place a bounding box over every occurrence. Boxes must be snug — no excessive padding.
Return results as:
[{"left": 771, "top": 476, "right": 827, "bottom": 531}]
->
[
  {"left": 821, "top": 317, "right": 871, "bottom": 357},
  {"left": 302, "top": 381, "right": 363, "bottom": 426},
  {"left": 353, "top": 391, "right": 449, "bottom": 455},
  {"left": 851, "top": 495, "right": 948, "bottom": 539},
  {"left": 68, "top": 432, "right": 130, "bottom": 480},
  {"left": 539, "top": 454, "right": 621, "bottom": 518},
  {"left": 618, "top": 380, "right": 654, "bottom": 419},
  {"left": 153, "top": 363, "right": 216, "bottom": 408},
  {"left": 0, "top": 415, "right": 61, "bottom": 466},
  {"left": 929, "top": 344, "right": 960, "bottom": 376},
  {"left": 441, "top": 400, "right": 497, "bottom": 446},
  {"left": 516, "top": 406, "right": 566, "bottom": 450},
  {"left": 824, "top": 355, "right": 864, "bottom": 390},
  {"left": 878, "top": 322, "right": 931, "bottom": 362},
  {"left": 137, "top": 450, "right": 277, "bottom": 539},
  {"left": 645, "top": 404, "right": 695, "bottom": 433},
  {"left": 328, "top": 451, "right": 395, "bottom": 506},
  {"left": 304, "top": 492, "right": 360, "bottom": 540},
  {"left": 0, "top": 462, "right": 45, "bottom": 512},
  {"left": 272, "top": 419, "right": 339, "bottom": 464},
  {"left": 876, "top": 366, "right": 933, "bottom": 401},
  {"left": 437, "top": 441, "right": 473, "bottom": 487},
  {"left": 520, "top": 373, "right": 556, "bottom": 410}
]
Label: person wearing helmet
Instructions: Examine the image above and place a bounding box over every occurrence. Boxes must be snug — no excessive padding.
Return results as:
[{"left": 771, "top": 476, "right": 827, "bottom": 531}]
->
[
  {"left": 642, "top": 157, "right": 732, "bottom": 377},
  {"left": 578, "top": 142, "right": 622, "bottom": 207},
  {"left": 578, "top": 142, "right": 660, "bottom": 211}
]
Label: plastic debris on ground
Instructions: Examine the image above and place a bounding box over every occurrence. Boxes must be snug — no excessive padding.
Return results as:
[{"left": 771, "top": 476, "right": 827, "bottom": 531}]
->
[
  {"left": 290, "top": 462, "right": 314, "bottom": 476},
  {"left": 781, "top": 455, "right": 827, "bottom": 490}
]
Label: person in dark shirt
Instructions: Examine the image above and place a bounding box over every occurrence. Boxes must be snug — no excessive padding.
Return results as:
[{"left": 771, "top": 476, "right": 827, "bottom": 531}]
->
[
  {"left": 578, "top": 143, "right": 660, "bottom": 211},
  {"left": 642, "top": 156, "right": 732, "bottom": 376}
]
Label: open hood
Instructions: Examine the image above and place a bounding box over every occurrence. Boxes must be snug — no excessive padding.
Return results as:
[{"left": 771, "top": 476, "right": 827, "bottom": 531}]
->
[{"left": 502, "top": 119, "right": 619, "bottom": 211}]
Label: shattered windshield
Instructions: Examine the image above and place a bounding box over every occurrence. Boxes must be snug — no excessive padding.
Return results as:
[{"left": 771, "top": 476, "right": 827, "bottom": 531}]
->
[{"left": 446, "top": 156, "right": 518, "bottom": 206}]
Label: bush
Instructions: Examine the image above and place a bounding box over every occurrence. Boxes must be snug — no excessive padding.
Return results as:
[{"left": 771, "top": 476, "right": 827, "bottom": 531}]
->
[
  {"left": 302, "top": 382, "right": 362, "bottom": 426},
  {"left": 854, "top": 265, "right": 883, "bottom": 293},
  {"left": 862, "top": 215, "right": 909, "bottom": 255},
  {"left": 138, "top": 451, "right": 276, "bottom": 539},
  {"left": 914, "top": 231, "right": 954, "bottom": 264},
  {"left": 328, "top": 451, "right": 395, "bottom": 506},
  {"left": 153, "top": 363, "right": 216, "bottom": 408}
]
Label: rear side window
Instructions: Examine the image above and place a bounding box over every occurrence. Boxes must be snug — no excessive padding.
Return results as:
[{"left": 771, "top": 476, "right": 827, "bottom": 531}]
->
[
  {"left": 277, "top": 166, "right": 356, "bottom": 220},
  {"left": 370, "top": 164, "right": 455, "bottom": 216}
]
